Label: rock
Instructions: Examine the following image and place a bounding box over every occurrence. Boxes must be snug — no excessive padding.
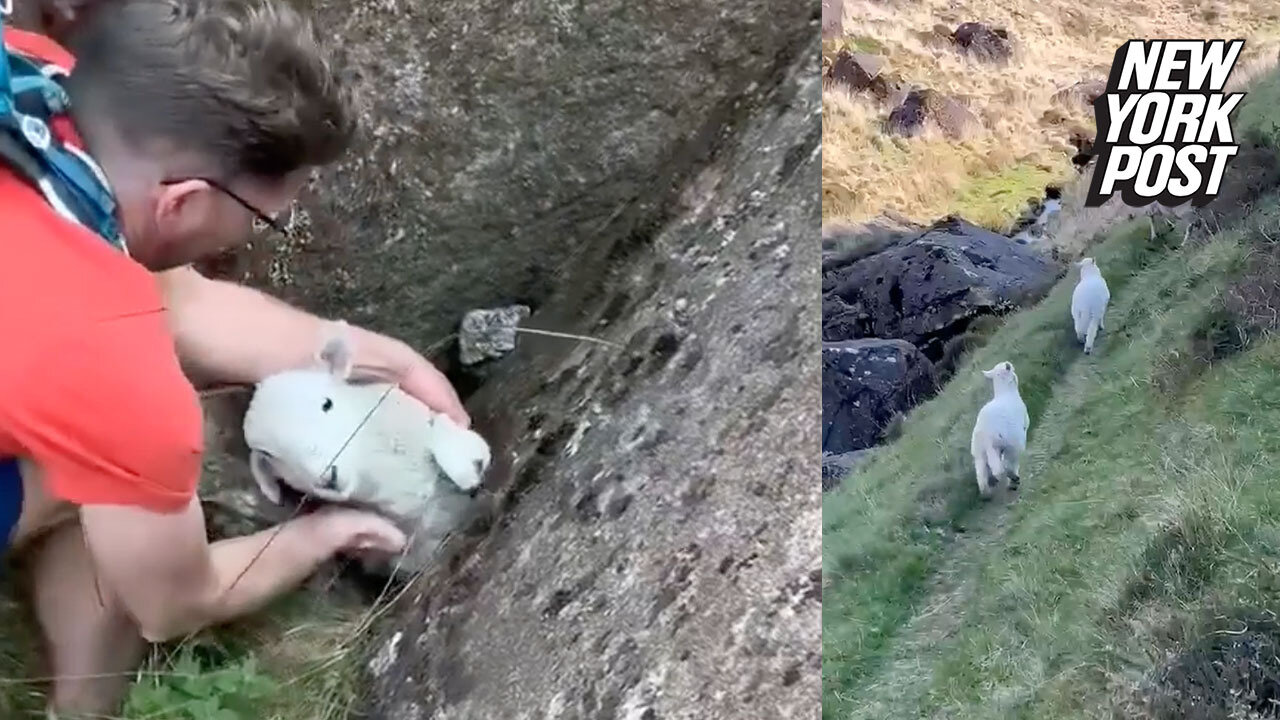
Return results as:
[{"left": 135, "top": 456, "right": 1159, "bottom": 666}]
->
[
  {"left": 826, "top": 50, "right": 885, "bottom": 92},
  {"left": 359, "top": 34, "right": 821, "bottom": 720},
  {"left": 1070, "top": 129, "right": 1096, "bottom": 169},
  {"left": 869, "top": 74, "right": 908, "bottom": 105},
  {"left": 1051, "top": 79, "right": 1108, "bottom": 110},
  {"left": 823, "top": 51, "right": 904, "bottom": 103},
  {"left": 822, "top": 215, "right": 1062, "bottom": 360},
  {"left": 822, "top": 339, "right": 936, "bottom": 456},
  {"left": 458, "top": 304, "right": 533, "bottom": 366},
  {"left": 950, "top": 22, "right": 1013, "bottom": 63},
  {"left": 885, "top": 89, "right": 978, "bottom": 140},
  {"left": 822, "top": 450, "right": 869, "bottom": 492},
  {"left": 821, "top": 214, "right": 925, "bottom": 270},
  {"left": 822, "top": 0, "right": 843, "bottom": 38},
  {"left": 189, "top": 0, "right": 818, "bottom": 375}
]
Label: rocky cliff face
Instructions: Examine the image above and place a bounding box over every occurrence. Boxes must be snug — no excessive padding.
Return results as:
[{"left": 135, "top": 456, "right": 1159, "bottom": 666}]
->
[
  {"left": 196, "top": 0, "right": 820, "bottom": 364},
  {"left": 188, "top": 0, "right": 820, "bottom": 716},
  {"left": 356, "top": 32, "right": 821, "bottom": 720}
]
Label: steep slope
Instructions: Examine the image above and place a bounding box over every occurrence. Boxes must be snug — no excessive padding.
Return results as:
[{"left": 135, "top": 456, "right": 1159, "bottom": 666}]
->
[{"left": 823, "top": 69, "right": 1280, "bottom": 719}]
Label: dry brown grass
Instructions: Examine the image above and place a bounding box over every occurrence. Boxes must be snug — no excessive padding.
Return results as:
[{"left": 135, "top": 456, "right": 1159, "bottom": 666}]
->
[{"left": 822, "top": 0, "right": 1280, "bottom": 232}]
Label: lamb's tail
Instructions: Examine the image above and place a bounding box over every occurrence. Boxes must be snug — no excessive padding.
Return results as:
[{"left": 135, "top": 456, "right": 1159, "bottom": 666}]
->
[{"left": 1084, "top": 315, "right": 1101, "bottom": 355}]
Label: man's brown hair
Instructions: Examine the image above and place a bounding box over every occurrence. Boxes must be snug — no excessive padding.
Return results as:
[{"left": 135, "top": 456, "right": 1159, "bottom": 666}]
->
[{"left": 60, "top": 0, "right": 357, "bottom": 180}]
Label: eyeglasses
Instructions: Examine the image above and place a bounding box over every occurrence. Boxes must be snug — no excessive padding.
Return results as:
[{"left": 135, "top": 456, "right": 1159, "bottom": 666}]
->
[{"left": 159, "top": 176, "right": 292, "bottom": 237}]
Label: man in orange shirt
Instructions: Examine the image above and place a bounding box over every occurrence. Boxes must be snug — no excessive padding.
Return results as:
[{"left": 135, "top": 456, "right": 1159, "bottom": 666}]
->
[{"left": 0, "top": 1, "right": 472, "bottom": 716}]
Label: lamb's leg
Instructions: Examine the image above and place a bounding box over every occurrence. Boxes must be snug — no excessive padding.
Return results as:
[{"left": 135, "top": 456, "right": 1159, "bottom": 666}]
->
[
  {"left": 984, "top": 444, "right": 1005, "bottom": 486},
  {"left": 1084, "top": 317, "right": 1101, "bottom": 355},
  {"left": 1006, "top": 450, "right": 1022, "bottom": 491},
  {"left": 974, "top": 452, "right": 994, "bottom": 500},
  {"left": 426, "top": 420, "right": 490, "bottom": 492},
  {"left": 1073, "top": 308, "right": 1087, "bottom": 344}
]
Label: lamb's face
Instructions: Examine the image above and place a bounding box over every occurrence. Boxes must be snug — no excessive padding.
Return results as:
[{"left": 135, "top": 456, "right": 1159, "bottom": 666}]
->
[
  {"left": 243, "top": 368, "right": 373, "bottom": 504},
  {"left": 1078, "top": 257, "right": 1099, "bottom": 276}
]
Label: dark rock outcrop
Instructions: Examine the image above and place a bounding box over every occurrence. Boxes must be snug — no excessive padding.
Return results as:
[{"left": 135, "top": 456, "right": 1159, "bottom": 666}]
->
[
  {"left": 821, "top": 214, "right": 925, "bottom": 270},
  {"left": 885, "top": 89, "right": 978, "bottom": 139},
  {"left": 822, "top": 339, "right": 936, "bottom": 456},
  {"left": 823, "top": 49, "right": 903, "bottom": 103},
  {"left": 358, "top": 34, "right": 821, "bottom": 719},
  {"left": 951, "top": 22, "right": 1013, "bottom": 63},
  {"left": 826, "top": 50, "right": 884, "bottom": 92},
  {"left": 822, "top": 215, "right": 1062, "bottom": 360}
]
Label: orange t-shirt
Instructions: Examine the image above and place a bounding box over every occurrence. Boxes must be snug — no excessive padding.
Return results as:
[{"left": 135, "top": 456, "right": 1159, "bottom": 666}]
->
[{"left": 0, "top": 28, "right": 203, "bottom": 512}]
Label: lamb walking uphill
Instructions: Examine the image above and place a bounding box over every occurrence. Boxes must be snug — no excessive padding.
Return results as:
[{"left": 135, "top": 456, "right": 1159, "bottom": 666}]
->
[
  {"left": 1071, "top": 257, "right": 1110, "bottom": 355},
  {"left": 241, "top": 322, "right": 493, "bottom": 578},
  {"left": 970, "top": 361, "right": 1030, "bottom": 499}
]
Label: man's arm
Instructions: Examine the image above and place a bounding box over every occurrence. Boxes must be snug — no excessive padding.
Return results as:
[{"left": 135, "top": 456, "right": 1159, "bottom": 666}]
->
[
  {"left": 6, "top": 311, "right": 406, "bottom": 642},
  {"left": 158, "top": 266, "right": 469, "bottom": 426},
  {"left": 79, "top": 499, "right": 404, "bottom": 642}
]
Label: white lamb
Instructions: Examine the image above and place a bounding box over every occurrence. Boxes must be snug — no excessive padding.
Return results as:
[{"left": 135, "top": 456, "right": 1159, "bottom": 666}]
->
[
  {"left": 241, "top": 322, "right": 493, "bottom": 578},
  {"left": 1071, "top": 257, "right": 1110, "bottom": 355},
  {"left": 969, "top": 361, "right": 1030, "bottom": 499}
]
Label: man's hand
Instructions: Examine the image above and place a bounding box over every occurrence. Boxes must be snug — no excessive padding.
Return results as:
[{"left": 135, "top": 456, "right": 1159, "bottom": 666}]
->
[
  {"left": 311, "top": 504, "right": 409, "bottom": 555},
  {"left": 349, "top": 325, "right": 470, "bottom": 428},
  {"left": 159, "top": 266, "right": 470, "bottom": 427},
  {"left": 80, "top": 497, "right": 407, "bottom": 643}
]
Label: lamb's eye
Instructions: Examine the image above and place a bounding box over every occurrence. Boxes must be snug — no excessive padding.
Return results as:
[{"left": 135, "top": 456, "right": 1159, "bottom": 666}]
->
[{"left": 322, "top": 398, "right": 333, "bottom": 412}]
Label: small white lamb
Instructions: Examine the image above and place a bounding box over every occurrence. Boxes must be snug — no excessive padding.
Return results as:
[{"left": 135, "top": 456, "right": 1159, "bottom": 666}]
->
[
  {"left": 241, "top": 322, "right": 493, "bottom": 577},
  {"left": 969, "top": 361, "right": 1030, "bottom": 499},
  {"left": 1071, "top": 257, "right": 1110, "bottom": 355}
]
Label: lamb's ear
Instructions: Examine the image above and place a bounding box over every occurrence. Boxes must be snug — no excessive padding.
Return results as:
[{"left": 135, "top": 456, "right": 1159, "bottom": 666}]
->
[
  {"left": 317, "top": 321, "right": 355, "bottom": 380},
  {"left": 982, "top": 368, "right": 996, "bottom": 378},
  {"left": 248, "top": 450, "right": 284, "bottom": 505}
]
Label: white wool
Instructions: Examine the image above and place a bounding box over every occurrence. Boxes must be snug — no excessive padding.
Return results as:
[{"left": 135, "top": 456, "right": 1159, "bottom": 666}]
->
[
  {"left": 1071, "top": 257, "right": 1111, "bottom": 355},
  {"left": 241, "top": 322, "right": 491, "bottom": 577},
  {"left": 969, "top": 361, "right": 1030, "bottom": 498}
]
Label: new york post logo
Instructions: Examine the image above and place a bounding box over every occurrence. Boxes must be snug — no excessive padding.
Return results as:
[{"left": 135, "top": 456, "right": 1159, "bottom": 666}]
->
[{"left": 1085, "top": 39, "right": 1246, "bottom": 208}]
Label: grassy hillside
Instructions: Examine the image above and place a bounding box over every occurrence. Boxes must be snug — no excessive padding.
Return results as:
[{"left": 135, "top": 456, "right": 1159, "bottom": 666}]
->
[
  {"left": 822, "top": 0, "right": 1280, "bottom": 232},
  {"left": 822, "top": 68, "right": 1280, "bottom": 718}
]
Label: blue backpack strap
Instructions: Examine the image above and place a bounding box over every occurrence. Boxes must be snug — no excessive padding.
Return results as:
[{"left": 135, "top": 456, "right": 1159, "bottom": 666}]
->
[{"left": 0, "top": 15, "right": 127, "bottom": 253}]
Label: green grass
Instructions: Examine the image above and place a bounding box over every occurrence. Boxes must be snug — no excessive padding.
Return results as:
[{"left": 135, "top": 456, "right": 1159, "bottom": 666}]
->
[
  {"left": 1235, "top": 63, "right": 1280, "bottom": 152},
  {"left": 827, "top": 35, "right": 890, "bottom": 56},
  {"left": 120, "top": 590, "right": 375, "bottom": 720},
  {"left": 0, "top": 571, "right": 375, "bottom": 718},
  {"left": 823, "top": 69, "right": 1280, "bottom": 716},
  {"left": 950, "top": 160, "right": 1075, "bottom": 233}
]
